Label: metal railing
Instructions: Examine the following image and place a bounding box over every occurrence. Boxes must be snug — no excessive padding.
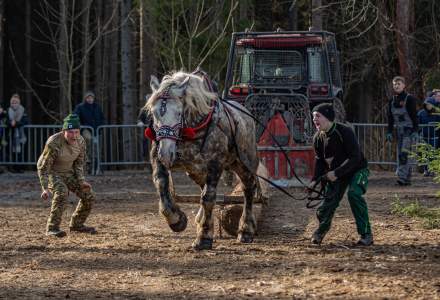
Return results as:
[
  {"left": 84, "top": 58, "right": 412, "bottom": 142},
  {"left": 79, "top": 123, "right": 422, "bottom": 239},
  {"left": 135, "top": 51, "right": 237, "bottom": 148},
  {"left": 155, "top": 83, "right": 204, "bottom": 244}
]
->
[
  {"left": 95, "top": 125, "right": 149, "bottom": 174},
  {"left": 0, "top": 124, "right": 94, "bottom": 168},
  {"left": 352, "top": 123, "right": 439, "bottom": 166},
  {"left": 1, "top": 123, "right": 438, "bottom": 173}
]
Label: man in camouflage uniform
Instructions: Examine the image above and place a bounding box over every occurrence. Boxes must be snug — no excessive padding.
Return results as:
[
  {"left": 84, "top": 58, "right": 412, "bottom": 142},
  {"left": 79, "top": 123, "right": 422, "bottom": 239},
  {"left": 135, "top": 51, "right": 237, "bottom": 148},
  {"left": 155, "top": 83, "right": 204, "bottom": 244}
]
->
[{"left": 37, "top": 114, "right": 96, "bottom": 237}]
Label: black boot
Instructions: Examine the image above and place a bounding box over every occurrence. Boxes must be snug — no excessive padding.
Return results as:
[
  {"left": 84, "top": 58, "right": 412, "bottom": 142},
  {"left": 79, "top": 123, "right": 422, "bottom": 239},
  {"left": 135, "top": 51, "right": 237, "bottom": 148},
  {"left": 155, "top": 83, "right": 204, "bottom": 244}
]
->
[
  {"left": 396, "top": 179, "right": 410, "bottom": 186},
  {"left": 357, "top": 233, "right": 373, "bottom": 246},
  {"left": 70, "top": 225, "right": 97, "bottom": 234},
  {"left": 311, "top": 231, "right": 326, "bottom": 245},
  {"left": 46, "top": 229, "right": 67, "bottom": 238}
]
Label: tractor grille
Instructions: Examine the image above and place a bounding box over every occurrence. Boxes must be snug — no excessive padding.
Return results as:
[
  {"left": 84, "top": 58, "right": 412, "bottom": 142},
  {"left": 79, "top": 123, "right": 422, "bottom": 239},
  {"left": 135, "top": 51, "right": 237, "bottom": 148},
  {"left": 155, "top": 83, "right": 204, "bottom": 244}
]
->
[{"left": 245, "top": 93, "right": 314, "bottom": 144}]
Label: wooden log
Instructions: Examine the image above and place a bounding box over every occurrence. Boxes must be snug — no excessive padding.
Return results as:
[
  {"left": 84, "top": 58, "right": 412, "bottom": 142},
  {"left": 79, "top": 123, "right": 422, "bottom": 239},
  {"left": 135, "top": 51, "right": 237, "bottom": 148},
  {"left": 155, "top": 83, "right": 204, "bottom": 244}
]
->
[{"left": 174, "top": 194, "right": 264, "bottom": 204}]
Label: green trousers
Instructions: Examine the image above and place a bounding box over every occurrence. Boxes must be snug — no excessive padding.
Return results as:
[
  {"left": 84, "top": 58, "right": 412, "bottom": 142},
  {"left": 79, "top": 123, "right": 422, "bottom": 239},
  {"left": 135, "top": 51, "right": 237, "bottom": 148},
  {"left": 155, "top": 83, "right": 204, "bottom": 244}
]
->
[
  {"left": 316, "top": 168, "right": 372, "bottom": 236},
  {"left": 47, "top": 173, "right": 95, "bottom": 231}
]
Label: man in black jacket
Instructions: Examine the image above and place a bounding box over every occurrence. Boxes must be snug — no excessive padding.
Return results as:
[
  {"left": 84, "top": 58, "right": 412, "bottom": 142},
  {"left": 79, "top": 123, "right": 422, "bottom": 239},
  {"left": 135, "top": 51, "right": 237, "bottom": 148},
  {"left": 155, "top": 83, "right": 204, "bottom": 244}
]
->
[
  {"left": 73, "top": 91, "right": 105, "bottom": 174},
  {"left": 386, "top": 76, "right": 419, "bottom": 186},
  {"left": 74, "top": 91, "right": 105, "bottom": 131},
  {"left": 309, "top": 103, "right": 373, "bottom": 246}
]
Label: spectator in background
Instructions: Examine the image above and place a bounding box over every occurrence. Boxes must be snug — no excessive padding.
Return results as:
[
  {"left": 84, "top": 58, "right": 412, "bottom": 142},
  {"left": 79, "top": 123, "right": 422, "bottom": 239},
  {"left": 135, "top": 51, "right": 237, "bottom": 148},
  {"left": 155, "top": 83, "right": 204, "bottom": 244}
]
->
[
  {"left": 73, "top": 91, "right": 105, "bottom": 174},
  {"left": 417, "top": 97, "right": 440, "bottom": 176},
  {"left": 8, "top": 94, "right": 28, "bottom": 173},
  {"left": 0, "top": 105, "right": 8, "bottom": 174},
  {"left": 432, "top": 89, "right": 440, "bottom": 107},
  {"left": 386, "top": 76, "right": 419, "bottom": 186}
]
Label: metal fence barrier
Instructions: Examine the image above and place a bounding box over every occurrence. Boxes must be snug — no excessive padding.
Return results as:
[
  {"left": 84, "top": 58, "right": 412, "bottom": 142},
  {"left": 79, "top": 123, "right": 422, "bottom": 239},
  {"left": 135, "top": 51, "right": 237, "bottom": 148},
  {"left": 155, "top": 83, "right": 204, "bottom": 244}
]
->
[
  {"left": 95, "top": 125, "right": 149, "bottom": 174},
  {"left": 1, "top": 123, "right": 438, "bottom": 173},
  {"left": 352, "top": 123, "right": 439, "bottom": 167},
  {"left": 0, "top": 124, "right": 94, "bottom": 170}
]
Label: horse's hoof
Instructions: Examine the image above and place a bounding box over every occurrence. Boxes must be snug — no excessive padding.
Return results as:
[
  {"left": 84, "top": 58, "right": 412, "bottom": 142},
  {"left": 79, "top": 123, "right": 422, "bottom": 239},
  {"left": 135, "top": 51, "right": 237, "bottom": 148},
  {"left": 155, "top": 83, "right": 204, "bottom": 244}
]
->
[
  {"left": 169, "top": 211, "right": 187, "bottom": 232},
  {"left": 192, "top": 238, "right": 213, "bottom": 250},
  {"left": 237, "top": 232, "right": 254, "bottom": 243}
]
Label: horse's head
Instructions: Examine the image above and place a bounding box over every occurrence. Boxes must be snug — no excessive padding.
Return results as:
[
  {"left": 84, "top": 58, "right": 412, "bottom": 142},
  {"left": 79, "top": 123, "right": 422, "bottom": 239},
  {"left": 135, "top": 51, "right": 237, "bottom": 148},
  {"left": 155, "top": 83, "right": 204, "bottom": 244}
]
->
[
  {"left": 145, "top": 72, "right": 216, "bottom": 168},
  {"left": 146, "top": 75, "right": 187, "bottom": 168}
]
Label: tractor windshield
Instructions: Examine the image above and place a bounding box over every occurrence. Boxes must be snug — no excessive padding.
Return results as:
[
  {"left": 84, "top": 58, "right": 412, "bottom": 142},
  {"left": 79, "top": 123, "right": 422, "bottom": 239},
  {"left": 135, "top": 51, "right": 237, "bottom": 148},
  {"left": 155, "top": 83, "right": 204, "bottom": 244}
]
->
[
  {"left": 232, "top": 46, "right": 327, "bottom": 86},
  {"left": 232, "top": 48, "right": 305, "bottom": 85}
]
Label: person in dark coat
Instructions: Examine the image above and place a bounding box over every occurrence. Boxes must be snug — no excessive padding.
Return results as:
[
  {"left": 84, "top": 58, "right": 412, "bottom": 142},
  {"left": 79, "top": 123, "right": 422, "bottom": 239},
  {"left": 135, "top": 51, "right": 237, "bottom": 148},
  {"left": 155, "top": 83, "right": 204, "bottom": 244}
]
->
[
  {"left": 386, "top": 76, "right": 419, "bottom": 186},
  {"left": 308, "top": 103, "right": 373, "bottom": 246},
  {"left": 417, "top": 97, "right": 440, "bottom": 176},
  {"left": 73, "top": 91, "right": 105, "bottom": 174},
  {"left": 73, "top": 91, "right": 105, "bottom": 131}
]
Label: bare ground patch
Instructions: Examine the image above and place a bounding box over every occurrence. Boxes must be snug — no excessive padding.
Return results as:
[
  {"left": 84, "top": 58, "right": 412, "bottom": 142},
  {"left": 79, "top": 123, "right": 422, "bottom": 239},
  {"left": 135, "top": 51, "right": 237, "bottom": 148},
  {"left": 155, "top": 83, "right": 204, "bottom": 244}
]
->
[{"left": 1, "top": 170, "right": 440, "bottom": 299}]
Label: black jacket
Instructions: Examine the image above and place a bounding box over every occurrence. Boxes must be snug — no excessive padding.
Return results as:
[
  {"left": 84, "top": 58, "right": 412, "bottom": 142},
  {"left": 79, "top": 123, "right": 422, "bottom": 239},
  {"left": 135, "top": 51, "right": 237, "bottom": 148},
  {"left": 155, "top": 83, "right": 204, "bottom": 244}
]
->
[
  {"left": 312, "top": 122, "right": 368, "bottom": 181},
  {"left": 73, "top": 102, "right": 105, "bottom": 130},
  {"left": 387, "top": 91, "right": 419, "bottom": 134}
]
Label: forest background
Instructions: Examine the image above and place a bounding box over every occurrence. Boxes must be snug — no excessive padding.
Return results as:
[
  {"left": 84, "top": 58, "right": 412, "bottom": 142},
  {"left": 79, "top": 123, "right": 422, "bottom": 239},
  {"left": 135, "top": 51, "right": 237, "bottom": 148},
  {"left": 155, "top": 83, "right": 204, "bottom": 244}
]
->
[{"left": 0, "top": 0, "right": 439, "bottom": 125}]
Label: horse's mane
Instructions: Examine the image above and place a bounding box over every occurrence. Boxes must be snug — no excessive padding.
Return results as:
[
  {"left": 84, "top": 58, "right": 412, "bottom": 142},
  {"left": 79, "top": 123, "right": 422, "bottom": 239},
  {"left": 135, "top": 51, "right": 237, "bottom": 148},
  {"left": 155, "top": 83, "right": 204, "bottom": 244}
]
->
[{"left": 144, "top": 71, "right": 217, "bottom": 121}]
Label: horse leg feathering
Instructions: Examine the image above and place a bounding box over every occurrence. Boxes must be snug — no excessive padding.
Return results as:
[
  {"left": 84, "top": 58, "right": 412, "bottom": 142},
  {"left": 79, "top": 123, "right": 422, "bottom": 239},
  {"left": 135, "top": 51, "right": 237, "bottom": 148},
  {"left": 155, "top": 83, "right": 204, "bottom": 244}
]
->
[
  {"left": 192, "top": 161, "right": 222, "bottom": 251},
  {"left": 151, "top": 156, "right": 187, "bottom": 232}
]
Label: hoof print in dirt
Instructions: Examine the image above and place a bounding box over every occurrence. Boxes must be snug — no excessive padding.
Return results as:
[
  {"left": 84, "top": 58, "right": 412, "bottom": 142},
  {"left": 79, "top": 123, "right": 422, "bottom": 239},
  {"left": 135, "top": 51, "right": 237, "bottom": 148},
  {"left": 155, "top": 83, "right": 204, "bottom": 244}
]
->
[
  {"left": 169, "top": 211, "right": 188, "bottom": 232},
  {"left": 192, "top": 238, "right": 213, "bottom": 250},
  {"left": 237, "top": 232, "right": 253, "bottom": 243}
]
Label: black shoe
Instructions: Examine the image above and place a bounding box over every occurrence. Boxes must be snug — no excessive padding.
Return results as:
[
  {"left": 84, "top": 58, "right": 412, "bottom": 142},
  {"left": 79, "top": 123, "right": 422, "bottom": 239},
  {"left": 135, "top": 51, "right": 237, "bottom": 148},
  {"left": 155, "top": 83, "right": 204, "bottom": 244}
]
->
[
  {"left": 70, "top": 225, "right": 97, "bottom": 234},
  {"left": 397, "top": 179, "right": 410, "bottom": 186},
  {"left": 357, "top": 233, "right": 373, "bottom": 246},
  {"left": 311, "top": 231, "right": 326, "bottom": 245},
  {"left": 46, "top": 229, "right": 67, "bottom": 238}
]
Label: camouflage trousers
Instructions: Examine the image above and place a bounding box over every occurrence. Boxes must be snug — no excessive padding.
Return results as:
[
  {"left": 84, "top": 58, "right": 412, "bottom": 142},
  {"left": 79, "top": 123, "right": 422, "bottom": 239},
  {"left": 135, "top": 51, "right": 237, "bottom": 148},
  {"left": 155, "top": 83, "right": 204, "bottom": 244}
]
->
[{"left": 47, "top": 173, "right": 95, "bottom": 231}]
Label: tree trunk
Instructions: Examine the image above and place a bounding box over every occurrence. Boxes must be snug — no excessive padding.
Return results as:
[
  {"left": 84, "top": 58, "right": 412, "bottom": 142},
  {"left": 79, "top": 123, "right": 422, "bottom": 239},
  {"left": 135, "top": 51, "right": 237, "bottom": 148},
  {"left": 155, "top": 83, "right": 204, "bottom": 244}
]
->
[
  {"left": 25, "top": 0, "right": 32, "bottom": 119},
  {"left": 82, "top": 0, "right": 92, "bottom": 97},
  {"left": 121, "top": 0, "right": 134, "bottom": 161},
  {"left": 139, "top": 0, "right": 155, "bottom": 108},
  {"left": 254, "top": 0, "right": 272, "bottom": 30},
  {"left": 0, "top": 0, "right": 4, "bottom": 101},
  {"left": 288, "top": 1, "right": 298, "bottom": 31},
  {"left": 94, "top": 0, "right": 104, "bottom": 106},
  {"left": 395, "top": 0, "right": 414, "bottom": 85},
  {"left": 107, "top": 0, "right": 118, "bottom": 124},
  {"left": 121, "top": 0, "right": 134, "bottom": 124},
  {"left": 311, "top": 0, "right": 322, "bottom": 30},
  {"left": 239, "top": 0, "right": 248, "bottom": 24},
  {"left": 59, "top": 0, "right": 70, "bottom": 116}
]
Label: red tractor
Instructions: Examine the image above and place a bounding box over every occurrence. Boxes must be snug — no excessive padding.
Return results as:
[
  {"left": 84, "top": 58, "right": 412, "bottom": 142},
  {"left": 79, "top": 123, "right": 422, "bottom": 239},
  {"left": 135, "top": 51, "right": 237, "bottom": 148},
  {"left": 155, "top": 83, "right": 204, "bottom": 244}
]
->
[{"left": 223, "top": 30, "right": 345, "bottom": 186}]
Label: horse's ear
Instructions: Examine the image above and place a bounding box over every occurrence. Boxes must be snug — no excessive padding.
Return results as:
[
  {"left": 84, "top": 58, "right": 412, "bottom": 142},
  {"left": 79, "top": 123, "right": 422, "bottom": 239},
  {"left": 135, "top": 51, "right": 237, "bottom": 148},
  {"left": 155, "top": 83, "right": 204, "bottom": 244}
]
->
[
  {"left": 150, "top": 75, "right": 160, "bottom": 92},
  {"left": 170, "top": 76, "right": 190, "bottom": 98}
]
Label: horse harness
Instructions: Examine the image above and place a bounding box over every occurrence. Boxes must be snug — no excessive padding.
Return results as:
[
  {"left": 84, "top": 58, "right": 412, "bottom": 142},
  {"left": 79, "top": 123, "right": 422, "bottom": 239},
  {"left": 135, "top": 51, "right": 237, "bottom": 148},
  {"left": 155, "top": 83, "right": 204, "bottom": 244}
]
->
[{"left": 144, "top": 86, "right": 218, "bottom": 150}]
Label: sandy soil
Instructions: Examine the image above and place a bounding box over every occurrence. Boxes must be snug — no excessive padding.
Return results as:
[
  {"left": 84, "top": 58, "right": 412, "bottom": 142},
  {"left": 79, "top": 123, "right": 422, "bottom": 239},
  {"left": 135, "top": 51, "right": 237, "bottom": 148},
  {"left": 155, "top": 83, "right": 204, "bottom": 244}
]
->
[{"left": 0, "top": 169, "right": 440, "bottom": 299}]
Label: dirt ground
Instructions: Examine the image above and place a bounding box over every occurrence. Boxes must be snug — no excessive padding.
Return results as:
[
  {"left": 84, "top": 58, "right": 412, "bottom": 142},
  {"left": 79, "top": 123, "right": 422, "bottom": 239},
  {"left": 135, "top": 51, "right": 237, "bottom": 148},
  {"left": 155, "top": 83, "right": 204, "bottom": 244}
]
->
[{"left": 1, "top": 169, "right": 440, "bottom": 299}]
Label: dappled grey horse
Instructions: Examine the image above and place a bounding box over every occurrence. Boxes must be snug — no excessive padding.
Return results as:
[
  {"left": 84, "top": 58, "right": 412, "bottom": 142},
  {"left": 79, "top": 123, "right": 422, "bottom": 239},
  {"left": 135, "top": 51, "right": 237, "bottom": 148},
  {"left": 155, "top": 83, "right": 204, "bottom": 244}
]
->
[{"left": 144, "top": 71, "right": 259, "bottom": 250}]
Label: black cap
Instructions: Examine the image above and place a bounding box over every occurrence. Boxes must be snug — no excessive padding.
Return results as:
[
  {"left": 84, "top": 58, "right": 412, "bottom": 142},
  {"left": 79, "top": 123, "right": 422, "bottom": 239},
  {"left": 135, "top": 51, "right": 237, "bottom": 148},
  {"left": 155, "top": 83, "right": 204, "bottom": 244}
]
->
[{"left": 312, "top": 103, "right": 335, "bottom": 122}]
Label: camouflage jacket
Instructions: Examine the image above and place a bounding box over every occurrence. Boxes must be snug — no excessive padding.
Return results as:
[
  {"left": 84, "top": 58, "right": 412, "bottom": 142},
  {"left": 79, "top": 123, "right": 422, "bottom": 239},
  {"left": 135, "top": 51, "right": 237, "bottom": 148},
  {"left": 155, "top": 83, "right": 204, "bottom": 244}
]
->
[{"left": 37, "top": 132, "right": 86, "bottom": 191}]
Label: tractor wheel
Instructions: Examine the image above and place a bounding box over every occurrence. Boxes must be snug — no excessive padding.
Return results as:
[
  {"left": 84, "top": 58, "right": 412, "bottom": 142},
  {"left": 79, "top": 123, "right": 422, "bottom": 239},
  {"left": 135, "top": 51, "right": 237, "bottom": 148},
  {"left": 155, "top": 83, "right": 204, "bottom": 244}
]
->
[{"left": 333, "top": 97, "right": 346, "bottom": 122}]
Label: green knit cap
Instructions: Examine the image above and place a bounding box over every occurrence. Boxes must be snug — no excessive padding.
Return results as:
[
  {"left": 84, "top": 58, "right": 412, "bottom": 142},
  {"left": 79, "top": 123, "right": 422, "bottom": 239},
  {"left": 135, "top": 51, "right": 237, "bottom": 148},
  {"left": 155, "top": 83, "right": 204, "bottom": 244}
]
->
[{"left": 62, "top": 114, "right": 81, "bottom": 130}]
